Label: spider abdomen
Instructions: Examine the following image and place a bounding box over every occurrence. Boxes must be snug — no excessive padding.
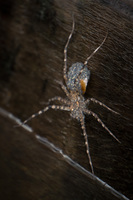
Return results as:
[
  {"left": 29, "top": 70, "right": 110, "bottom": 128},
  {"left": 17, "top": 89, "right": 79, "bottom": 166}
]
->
[{"left": 67, "top": 62, "right": 90, "bottom": 94}]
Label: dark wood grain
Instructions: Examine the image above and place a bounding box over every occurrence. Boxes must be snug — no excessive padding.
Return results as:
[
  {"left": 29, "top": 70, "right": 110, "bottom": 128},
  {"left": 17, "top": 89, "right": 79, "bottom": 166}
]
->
[{"left": 0, "top": 0, "right": 132, "bottom": 199}]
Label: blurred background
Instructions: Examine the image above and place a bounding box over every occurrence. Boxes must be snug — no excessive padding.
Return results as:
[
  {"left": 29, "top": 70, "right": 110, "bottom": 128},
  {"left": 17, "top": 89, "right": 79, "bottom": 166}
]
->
[{"left": 0, "top": 0, "right": 132, "bottom": 199}]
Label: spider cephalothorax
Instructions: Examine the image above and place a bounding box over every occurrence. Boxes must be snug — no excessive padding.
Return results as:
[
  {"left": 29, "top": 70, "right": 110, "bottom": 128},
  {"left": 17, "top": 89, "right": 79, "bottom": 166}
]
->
[
  {"left": 68, "top": 91, "right": 86, "bottom": 120},
  {"left": 19, "top": 17, "right": 120, "bottom": 174}
]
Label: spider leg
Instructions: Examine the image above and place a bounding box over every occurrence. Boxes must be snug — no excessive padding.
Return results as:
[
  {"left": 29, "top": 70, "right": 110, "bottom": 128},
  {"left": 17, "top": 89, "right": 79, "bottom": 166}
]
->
[
  {"left": 76, "top": 32, "right": 108, "bottom": 80},
  {"left": 84, "top": 32, "right": 108, "bottom": 66},
  {"left": 80, "top": 114, "right": 94, "bottom": 174},
  {"left": 85, "top": 110, "right": 121, "bottom": 143},
  {"left": 17, "top": 105, "right": 70, "bottom": 127},
  {"left": 86, "top": 98, "right": 118, "bottom": 114},
  {"left": 48, "top": 96, "right": 70, "bottom": 105},
  {"left": 61, "top": 84, "right": 70, "bottom": 97},
  {"left": 64, "top": 15, "right": 75, "bottom": 83}
]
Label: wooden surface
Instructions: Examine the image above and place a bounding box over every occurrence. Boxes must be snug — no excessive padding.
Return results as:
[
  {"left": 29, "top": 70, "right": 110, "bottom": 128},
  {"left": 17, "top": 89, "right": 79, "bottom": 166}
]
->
[
  {"left": 0, "top": 108, "right": 129, "bottom": 200},
  {"left": 0, "top": 0, "right": 132, "bottom": 199}
]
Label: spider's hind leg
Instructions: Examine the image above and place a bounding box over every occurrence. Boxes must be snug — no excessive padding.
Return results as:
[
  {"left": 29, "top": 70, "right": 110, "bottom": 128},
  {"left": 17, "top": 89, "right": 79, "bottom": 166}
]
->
[
  {"left": 84, "top": 32, "right": 108, "bottom": 66},
  {"left": 61, "top": 83, "right": 70, "bottom": 98},
  {"left": 63, "top": 16, "right": 75, "bottom": 83}
]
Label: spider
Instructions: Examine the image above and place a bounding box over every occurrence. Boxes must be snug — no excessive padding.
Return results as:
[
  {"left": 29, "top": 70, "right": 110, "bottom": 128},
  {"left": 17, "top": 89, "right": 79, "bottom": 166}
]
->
[{"left": 19, "top": 18, "right": 120, "bottom": 174}]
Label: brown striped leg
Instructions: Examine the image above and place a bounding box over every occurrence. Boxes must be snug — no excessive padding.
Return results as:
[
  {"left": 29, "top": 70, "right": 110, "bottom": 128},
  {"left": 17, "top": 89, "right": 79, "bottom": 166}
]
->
[
  {"left": 63, "top": 16, "right": 75, "bottom": 83},
  {"left": 80, "top": 114, "right": 94, "bottom": 174},
  {"left": 85, "top": 110, "right": 120, "bottom": 143},
  {"left": 48, "top": 96, "right": 69, "bottom": 105},
  {"left": 86, "top": 98, "right": 118, "bottom": 114},
  {"left": 18, "top": 105, "right": 70, "bottom": 127}
]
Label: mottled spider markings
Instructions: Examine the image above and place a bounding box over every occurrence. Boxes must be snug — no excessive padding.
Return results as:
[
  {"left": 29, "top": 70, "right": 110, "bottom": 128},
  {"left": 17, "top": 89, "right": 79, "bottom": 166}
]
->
[{"left": 19, "top": 18, "right": 120, "bottom": 174}]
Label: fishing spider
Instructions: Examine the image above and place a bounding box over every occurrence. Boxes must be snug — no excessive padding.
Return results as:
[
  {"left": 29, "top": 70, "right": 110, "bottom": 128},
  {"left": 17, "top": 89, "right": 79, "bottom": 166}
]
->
[{"left": 19, "top": 18, "right": 120, "bottom": 174}]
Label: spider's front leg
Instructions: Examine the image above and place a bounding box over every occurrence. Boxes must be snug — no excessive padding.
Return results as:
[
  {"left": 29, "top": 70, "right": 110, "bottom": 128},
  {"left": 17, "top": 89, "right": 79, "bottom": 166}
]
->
[
  {"left": 80, "top": 114, "right": 94, "bottom": 174},
  {"left": 16, "top": 105, "right": 70, "bottom": 127},
  {"left": 48, "top": 96, "right": 69, "bottom": 105},
  {"left": 86, "top": 98, "right": 119, "bottom": 114},
  {"left": 85, "top": 109, "right": 120, "bottom": 143}
]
